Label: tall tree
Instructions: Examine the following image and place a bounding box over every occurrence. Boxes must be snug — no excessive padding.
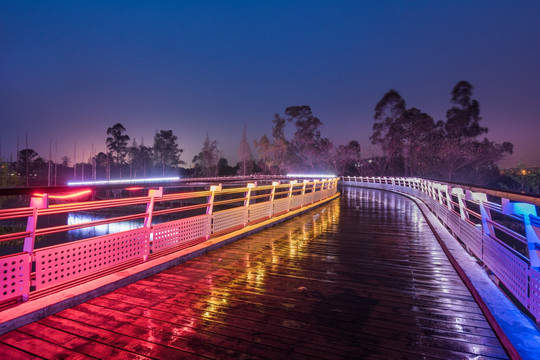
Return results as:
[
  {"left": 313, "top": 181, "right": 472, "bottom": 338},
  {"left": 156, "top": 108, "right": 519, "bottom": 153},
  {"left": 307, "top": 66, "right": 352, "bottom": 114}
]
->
[
  {"left": 218, "top": 158, "right": 237, "bottom": 176},
  {"left": 370, "top": 89, "right": 406, "bottom": 159},
  {"left": 153, "top": 130, "right": 183, "bottom": 176},
  {"left": 61, "top": 155, "right": 70, "bottom": 167},
  {"left": 238, "top": 125, "right": 253, "bottom": 176},
  {"left": 17, "top": 148, "right": 39, "bottom": 183},
  {"left": 254, "top": 114, "right": 290, "bottom": 174},
  {"left": 333, "top": 141, "right": 362, "bottom": 175},
  {"left": 286, "top": 105, "right": 332, "bottom": 172},
  {"left": 128, "top": 139, "right": 153, "bottom": 178},
  {"left": 192, "top": 134, "right": 220, "bottom": 177},
  {"left": 445, "top": 81, "right": 487, "bottom": 139},
  {"left": 434, "top": 81, "right": 512, "bottom": 181},
  {"left": 390, "top": 107, "right": 439, "bottom": 176},
  {"left": 106, "top": 123, "right": 130, "bottom": 178}
]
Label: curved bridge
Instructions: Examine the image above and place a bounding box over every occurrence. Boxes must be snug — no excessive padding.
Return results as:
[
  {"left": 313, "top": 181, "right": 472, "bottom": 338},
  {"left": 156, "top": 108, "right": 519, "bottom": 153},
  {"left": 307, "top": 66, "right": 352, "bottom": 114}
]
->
[{"left": 0, "top": 176, "right": 539, "bottom": 358}]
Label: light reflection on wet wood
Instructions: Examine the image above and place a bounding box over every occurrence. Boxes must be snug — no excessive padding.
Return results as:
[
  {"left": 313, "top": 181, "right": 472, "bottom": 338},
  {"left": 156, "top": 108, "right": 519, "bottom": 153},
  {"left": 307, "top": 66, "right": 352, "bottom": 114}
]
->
[{"left": 0, "top": 186, "right": 509, "bottom": 359}]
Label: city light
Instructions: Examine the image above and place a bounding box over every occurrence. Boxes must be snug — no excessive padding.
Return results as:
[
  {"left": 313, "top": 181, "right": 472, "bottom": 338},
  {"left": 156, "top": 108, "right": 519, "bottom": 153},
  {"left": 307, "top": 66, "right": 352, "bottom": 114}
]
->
[{"left": 67, "top": 177, "right": 180, "bottom": 186}]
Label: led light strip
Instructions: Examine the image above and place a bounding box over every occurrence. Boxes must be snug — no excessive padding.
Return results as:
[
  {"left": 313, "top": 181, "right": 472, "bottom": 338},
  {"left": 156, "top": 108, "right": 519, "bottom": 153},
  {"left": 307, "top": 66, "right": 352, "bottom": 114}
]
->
[
  {"left": 34, "top": 189, "right": 92, "bottom": 199},
  {"left": 67, "top": 177, "right": 180, "bottom": 186},
  {"left": 286, "top": 174, "right": 337, "bottom": 178}
]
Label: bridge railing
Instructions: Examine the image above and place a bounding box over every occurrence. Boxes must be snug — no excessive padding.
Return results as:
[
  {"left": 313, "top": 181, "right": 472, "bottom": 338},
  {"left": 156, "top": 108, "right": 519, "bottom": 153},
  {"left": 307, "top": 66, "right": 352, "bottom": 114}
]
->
[
  {"left": 342, "top": 176, "right": 540, "bottom": 323},
  {"left": 0, "top": 178, "right": 338, "bottom": 306}
]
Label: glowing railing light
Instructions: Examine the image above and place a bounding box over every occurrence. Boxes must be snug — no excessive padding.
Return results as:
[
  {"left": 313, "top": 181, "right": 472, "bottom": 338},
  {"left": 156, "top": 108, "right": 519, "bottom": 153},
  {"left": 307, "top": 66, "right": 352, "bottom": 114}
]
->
[
  {"left": 67, "top": 177, "right": 180, "bottom": 186},
  {"left": 125, "top": 187, "right": 144, "bottom": 191},
  {"left": 33, "top": 189, "right": 92, "bottom": 199},
  {"left": 287, "top": 174, "right": 337, "bottom": 179}
]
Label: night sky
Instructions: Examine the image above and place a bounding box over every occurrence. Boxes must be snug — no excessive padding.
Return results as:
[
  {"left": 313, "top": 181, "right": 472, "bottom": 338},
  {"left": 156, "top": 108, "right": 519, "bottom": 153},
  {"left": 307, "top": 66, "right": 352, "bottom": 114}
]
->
[{"left": 1, "top": 1, "right": 539, "bottom": 169}]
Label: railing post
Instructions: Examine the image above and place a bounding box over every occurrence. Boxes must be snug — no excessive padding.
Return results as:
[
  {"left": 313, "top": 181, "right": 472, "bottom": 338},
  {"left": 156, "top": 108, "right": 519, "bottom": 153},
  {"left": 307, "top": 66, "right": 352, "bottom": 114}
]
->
[
  {"left": 436, "top": 184, "right": 444, "bottom": 204},
  {"left": 207, "top": 184, "right": 222, "bottom": 238},
  {"left": 301, "top": 180, "right": 308, "bottom": 206},
  {"left": 144, "top": 187, "right": 163, "bottom": 228},
  {"left": 23, "top": 194, "right": 48, "bottom": 301},
  {"left": 270, "top": 181, "right": 279, "bottom": 217},
  {"left": 144, "top": 187, "right": 162, "bottom": 261},
  {"left": 469, "top": 191, "right": 491, "bottom": 240},
  {"left": 502, "top": 199, "right": 540, "bottom": 270},
  {"left": 444, "top": 185, "right": 452, "bottom": 210},
  {"left": 244, "top": 182, "right": 256, "bottom": 225},
  {"left": 23, "top": 195, "right": 49, "bottom": 255},
  {"left": 452, "top": 188, "right": 466, "bottom": 219},
  {"left": 288, "top": 180, "right": 296, "bottom": 211},
  {"left": 270, "top": 181, "right": 279, "bottom": 202}
]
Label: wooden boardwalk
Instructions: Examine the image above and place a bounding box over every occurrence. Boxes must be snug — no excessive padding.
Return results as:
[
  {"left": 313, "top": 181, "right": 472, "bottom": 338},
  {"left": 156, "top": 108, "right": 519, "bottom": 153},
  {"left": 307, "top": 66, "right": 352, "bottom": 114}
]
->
[{"left": 0, "top": 186, "right": 509, "bottom": 359}]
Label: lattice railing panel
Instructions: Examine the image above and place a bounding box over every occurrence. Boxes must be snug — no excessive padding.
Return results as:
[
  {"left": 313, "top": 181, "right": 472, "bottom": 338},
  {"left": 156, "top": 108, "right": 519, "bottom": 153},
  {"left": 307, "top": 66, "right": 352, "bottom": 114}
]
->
[
  {"left": 0, "top": 252, "right": 30, "bottom": 302},
  {"left": 459, "top": 222, "right": 483, "bottom": 259},
  {"left": 273, "top": 197, "right": 290, "bottom": 215},
  {"left": 212, "top": 207, "right": 247, "bottom": 234},
  {"left": 447, "top": 210, "right": 461, "bottom": 236},
  {"left": 529, "top": 268, "right": 540, "bottom": 321},
  {"left": 291, "top": 195, "right": 303, "bottom": 209},
  {"left": 322, "top": 189, "right": 330, "bottom": 198},
  {"left": 35, "top": 228, "right": 150, "bottom": 290},
  {"left": 483, "top": 235, "right": 528, "bottom": 306},
  {"left": 303, "top": 192, "right": 314, "bottom": 205},
  {"left": 249, "top": 202, "right": 271, "bottom": 222},
  {"left": 432, "top": 201, "right": 448, "bottom": 224},
  {"left": 152, "top": 214, "right": 210, "bottom": 251}
]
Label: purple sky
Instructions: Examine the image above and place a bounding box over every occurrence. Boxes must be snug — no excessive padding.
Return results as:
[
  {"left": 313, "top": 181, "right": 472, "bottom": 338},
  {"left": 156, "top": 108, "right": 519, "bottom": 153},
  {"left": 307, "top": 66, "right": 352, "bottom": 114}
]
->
[{"left": 1, "top": 1, "right": 539, "bottom": 169}]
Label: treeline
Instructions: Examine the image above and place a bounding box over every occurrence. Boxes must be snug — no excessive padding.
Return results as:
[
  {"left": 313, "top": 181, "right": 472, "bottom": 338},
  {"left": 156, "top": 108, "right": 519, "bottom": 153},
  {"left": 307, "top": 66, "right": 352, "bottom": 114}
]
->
[
  {"left": 368, "top": 81, "right": 514, "bottom": 185},
  {"left": 0, "top": 80, "right": 526, "bottom": 192}
]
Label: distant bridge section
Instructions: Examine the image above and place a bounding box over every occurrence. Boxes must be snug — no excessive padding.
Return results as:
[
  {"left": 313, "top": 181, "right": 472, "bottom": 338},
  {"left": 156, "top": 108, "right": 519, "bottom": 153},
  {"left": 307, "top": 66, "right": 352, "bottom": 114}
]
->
[{"left": 342, "top": 176, "right": 540, "bottom": 325}]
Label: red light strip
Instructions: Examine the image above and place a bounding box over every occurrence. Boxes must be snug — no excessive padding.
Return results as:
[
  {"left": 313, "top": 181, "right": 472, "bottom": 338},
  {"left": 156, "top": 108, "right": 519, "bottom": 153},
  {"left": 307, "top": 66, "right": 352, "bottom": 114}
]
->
[
  {"left": 33, "top": 189, "right": 92, "bottom": 199},
  {"left": 125, "top": 187, "right": 144, "bottom": 191}
]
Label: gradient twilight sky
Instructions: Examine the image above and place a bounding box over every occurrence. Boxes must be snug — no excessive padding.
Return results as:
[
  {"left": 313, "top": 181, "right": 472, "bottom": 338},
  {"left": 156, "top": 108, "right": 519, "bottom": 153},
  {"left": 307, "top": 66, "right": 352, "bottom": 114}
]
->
[{"left": 1, "top": 1, "right": 539, "bottom": 169}]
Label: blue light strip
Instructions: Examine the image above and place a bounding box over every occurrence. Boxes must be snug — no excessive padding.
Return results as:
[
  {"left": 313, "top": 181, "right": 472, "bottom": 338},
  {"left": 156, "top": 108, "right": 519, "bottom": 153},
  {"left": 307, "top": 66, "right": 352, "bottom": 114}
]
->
[
  {"left": 67, "top": 177, "right": 180, "bottom": 186},
  {"left": 286, "top": 174, "right": 337, "bottom": 178}
]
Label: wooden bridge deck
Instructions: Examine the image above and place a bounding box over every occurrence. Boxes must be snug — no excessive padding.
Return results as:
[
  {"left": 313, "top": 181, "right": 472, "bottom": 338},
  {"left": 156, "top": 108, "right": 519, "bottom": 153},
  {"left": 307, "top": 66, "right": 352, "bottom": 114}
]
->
[{"left": 0, "top": 186, "right": 509, "bottom": 359}]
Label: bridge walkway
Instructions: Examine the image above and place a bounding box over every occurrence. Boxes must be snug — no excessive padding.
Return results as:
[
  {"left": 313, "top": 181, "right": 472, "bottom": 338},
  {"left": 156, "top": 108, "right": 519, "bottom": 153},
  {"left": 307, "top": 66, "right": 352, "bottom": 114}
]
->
[{"left": 0, "top": 186, "right": 509, "bottom": 359}]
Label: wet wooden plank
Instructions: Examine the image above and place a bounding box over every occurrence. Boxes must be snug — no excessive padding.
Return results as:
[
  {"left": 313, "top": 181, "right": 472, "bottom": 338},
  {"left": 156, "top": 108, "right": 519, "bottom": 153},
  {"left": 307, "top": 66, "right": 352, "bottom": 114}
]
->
[
  {"left": 0, "top": 187, "right": 510, "bottom": 359},
  {"left": 37, "top": 315, "right": 206, "bottom": 359},
  {"left": 0, "top": 342, "right": 42, "bottom": 360},
  {"left": 0, "top": 330, "right": 96, "bottom": 359},
  {"left": 18, "top": 322, "right": 151, "bottom": 360}
]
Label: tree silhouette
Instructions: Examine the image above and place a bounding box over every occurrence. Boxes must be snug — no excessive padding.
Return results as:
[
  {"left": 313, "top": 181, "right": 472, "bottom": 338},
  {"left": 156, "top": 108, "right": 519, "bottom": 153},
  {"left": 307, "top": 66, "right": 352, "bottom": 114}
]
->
[
  {"left": 370, "top": 82, "right": 514, "bottom": 182},
  {"left": 238, "top": 125, "right": 253, "bottom": 176},
  {"left": 106, "top": 123, "right": 130, "bottom": 178},
  {"left": 445, "top": 81, "right": 487, "bottom": 139},
  {"left": 17, "top": 148, "right": 42, "bottom": 186},
  {"left": 129, "top": 139, "right": 153, "bottom": 178},
  {"left": 192, "top": 134, "right": 220, "bottom": 177},
  {"left": 255, "top": 114, "right": 290, "bottom": 174},
  {"left": 153, "top": 130, "right": 183, "bottom": 176},
  {"left": 286, "top": 105, "right": 332, "bottom": 172}
]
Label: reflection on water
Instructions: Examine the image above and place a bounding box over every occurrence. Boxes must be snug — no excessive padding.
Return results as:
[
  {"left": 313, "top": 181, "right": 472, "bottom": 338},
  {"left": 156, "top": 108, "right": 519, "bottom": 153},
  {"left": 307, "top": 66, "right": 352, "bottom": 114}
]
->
[
  {"left": 67, "top": 212, "right": 144, "bottom": 239},
  {"left": 0, "top": 212, "right": 146, "bottom": 255}
]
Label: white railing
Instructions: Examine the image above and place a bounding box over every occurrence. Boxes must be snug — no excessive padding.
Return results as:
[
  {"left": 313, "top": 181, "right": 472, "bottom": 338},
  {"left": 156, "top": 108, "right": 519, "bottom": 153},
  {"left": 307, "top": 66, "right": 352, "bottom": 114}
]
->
[
  {"left": 0, "top": 177, "right": 338, "bottom": 305},
  {"left": 342, "top": 176, "right": 540, "bottom": 323}
]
